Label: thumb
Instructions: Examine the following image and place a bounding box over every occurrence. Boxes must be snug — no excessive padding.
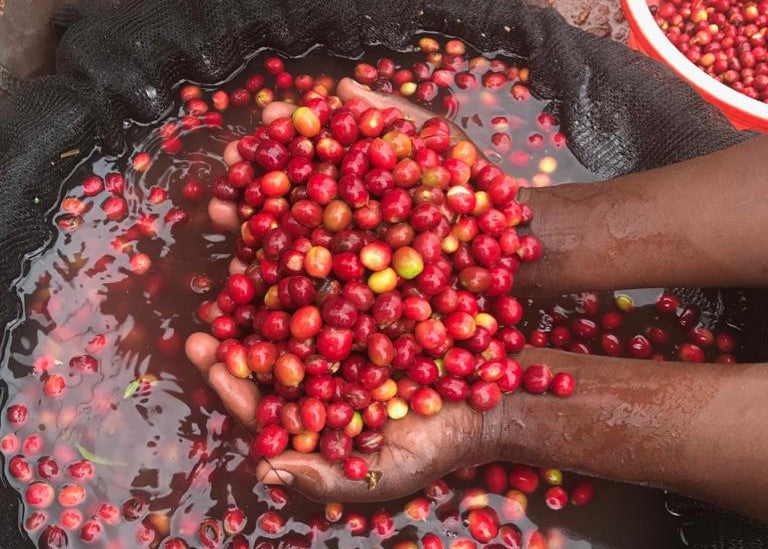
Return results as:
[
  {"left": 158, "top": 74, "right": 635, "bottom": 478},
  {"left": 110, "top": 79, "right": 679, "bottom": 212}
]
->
[
  {"left": 255, "top": 451, "right": 382, "bottom": 503},
  {"left": 336, "top": 77, "right": 469, "bottom": 145}
]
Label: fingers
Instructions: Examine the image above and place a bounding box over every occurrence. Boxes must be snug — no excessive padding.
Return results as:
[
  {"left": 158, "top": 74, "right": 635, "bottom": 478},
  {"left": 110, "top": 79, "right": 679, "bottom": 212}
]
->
[
  {"left": 208, "top": 197, "right": 240, "bottom": 233},
  {"left": 206, "top": 363, "right": 260, "bottom": 432},
  {"left": 229, "top": 257, "right": 247, "bottom": 275},
  {"left": 256, "top": 450, "right": 440, "bottom": 503},
  {"left": 185, "top": 332, "right": 219, "bottom": 375},
  {"left": 337, "top": 76, "right": 429, "bottom": 122},
  {"left": 262, "top": 101, "right": 297, "bottom": 125},
  {"left": 214, "top": 99, "right": 296, "bottom": 233},
  {"left": 224, "top": 102, "right": 296, "bottom": 172},
  {"left": 214, "top": 102, "right": 296, "bottom": 232},
  {"left": 252, "top": 404, "right": 480, "bottom": 503},
  {"left": 256, "top": 452, "right": 378, "bottom": 502},
  {"left": 336, "top": 77, "right": 469, "bottom": 145},
  {"left": 224, "top": 102, "right": 295, "bottom": 171},
  {"left": 223, "top": 140, "right": 243, "bottom": 167},
  {"left": 185, "top": 332, "right": 260, "bottom": 432}
]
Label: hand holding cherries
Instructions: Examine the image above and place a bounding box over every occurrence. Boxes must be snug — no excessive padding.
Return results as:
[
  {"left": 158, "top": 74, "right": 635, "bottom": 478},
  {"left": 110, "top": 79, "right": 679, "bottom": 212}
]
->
[{"left": 185, "top": 75, "right": 574, "bottom": 501}]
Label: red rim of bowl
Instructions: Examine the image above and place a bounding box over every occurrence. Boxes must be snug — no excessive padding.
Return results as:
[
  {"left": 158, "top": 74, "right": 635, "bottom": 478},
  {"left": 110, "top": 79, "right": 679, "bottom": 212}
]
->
[{"left": 623, "top": 0, "right": 768, "bottom": 127}]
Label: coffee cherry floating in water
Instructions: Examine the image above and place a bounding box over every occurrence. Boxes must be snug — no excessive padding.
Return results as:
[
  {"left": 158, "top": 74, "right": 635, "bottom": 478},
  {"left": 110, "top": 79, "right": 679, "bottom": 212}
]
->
[{"left": 528, "top": 291, "right": 739, "bottom": 363}]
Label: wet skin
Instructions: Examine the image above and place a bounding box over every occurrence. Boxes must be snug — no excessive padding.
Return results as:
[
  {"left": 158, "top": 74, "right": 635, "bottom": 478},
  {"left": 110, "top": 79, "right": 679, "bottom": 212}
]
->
[{"left": 186, "top": 77, "right": 768, "bottom": 521}]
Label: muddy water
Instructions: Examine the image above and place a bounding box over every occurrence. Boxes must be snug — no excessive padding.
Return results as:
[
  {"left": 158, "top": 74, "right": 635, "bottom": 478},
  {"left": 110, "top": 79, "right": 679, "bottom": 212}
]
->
[{"left": 1, "top": 42, "right": 686, "bottom": 548}]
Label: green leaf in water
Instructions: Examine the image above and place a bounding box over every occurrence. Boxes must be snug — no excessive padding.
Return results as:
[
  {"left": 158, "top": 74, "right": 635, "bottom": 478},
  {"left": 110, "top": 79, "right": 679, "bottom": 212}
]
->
[
  {"left": 123, "top": 379, "right": 141, "bottom": 399},
  {"left": 74, "top": 442, "right": 126, "bottom": 467}
]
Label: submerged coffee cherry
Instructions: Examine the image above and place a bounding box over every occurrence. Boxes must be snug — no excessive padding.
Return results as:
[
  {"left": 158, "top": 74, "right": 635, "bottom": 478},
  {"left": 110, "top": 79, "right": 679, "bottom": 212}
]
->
[
  {"left": 10, "top": 456, "right": 33, "bottom": 482},
  {"left": 466, "top": 507, "right": 499, "bottom": 543},
  {"left": 39, "top": 525, "right": 67, "bottom": 548},
  {"left": 26, "top": 482, "right": 55, "bottom": 509},
  {"left": 223, "top": 508, "right": 247, "bottom": 535},
  {"left": 544, "top": 486, "right": 569, "bottom": 510},
  {"left": 7, "top": 403, "right": 28, "bottom": 427},
  {"left": 570, "top": 480, "right": 596, "bottom": 506}
]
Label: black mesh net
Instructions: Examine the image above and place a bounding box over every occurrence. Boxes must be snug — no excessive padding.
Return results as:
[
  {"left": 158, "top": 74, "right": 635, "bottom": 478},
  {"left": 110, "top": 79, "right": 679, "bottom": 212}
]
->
[
  {"left": 0, "top": 0, "right": 765, "bottom": 547},
  {"left": 0, "top": 63, "right": 18, "bottom": 96}
]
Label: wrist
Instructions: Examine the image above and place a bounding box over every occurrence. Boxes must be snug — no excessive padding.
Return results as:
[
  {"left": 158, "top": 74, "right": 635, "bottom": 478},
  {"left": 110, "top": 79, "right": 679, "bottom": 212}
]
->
[
  {"left": 479, "top": 348, "right": 583, "bottom": 466},
  {"left": 479, "top": 391, "right": 535, "bottom": 464},
  {"left": 512, "top": 185, "right": 583, "bottom": 296}
]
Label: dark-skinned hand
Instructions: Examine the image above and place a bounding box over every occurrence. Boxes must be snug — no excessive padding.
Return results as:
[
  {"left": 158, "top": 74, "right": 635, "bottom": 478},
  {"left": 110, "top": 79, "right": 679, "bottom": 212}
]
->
[{"left": 185, "top": 78, "right": 499, "bottom": 502}]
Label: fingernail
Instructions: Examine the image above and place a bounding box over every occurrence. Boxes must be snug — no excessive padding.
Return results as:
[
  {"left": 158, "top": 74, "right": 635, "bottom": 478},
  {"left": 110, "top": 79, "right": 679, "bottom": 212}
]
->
[{"left": 261, "top": 469, "right": 294, "bottom": 485}]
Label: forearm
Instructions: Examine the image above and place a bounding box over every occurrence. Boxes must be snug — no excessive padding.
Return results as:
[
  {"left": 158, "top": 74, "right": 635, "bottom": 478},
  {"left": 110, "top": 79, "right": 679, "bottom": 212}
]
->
[
  {"left": 485, "top": 348, "right": 768, "bottom": 521},
  {"left": 515, "top": 135, "right": 768, "bottom": 295}
]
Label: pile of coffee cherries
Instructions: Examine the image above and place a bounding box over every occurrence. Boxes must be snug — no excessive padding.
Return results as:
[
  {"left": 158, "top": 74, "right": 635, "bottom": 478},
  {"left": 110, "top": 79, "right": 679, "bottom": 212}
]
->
[
  {"left": 653, "top": 0, "right": 768, "bottom": 102},
  {"left": 527, "top": 290, "right": 738, "bottom": 362},
  {"left": 196, "top": 56, "right": 576, "bottom": 482}
]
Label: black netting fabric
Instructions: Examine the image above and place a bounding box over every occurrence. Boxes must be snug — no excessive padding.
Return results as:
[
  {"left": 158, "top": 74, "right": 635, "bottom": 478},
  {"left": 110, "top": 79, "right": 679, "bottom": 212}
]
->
[
  {"left": 0, "top": 0, "right": 765, "bottom": 547},
  {"left": 0, "top": 62, "right": 18, "bottom": 95},
  {"left": 669, "top": 494, "right": 768, "bottom": 549}
]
